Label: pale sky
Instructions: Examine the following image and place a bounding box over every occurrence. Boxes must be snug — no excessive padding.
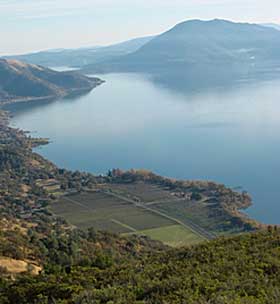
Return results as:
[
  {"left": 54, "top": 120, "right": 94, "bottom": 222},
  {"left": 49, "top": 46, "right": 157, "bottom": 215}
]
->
[{"left": 1, "top": 0, "right": 280, "bottom": 55}]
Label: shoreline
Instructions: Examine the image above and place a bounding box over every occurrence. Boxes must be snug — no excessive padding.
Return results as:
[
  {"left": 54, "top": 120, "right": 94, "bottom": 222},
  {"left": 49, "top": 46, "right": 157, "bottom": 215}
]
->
[
  {"left": 0, "top": 100, "right": 265, "bottom": 235},
  {"left": 0, "top": 80, "right": 104, "bottom": 107}
]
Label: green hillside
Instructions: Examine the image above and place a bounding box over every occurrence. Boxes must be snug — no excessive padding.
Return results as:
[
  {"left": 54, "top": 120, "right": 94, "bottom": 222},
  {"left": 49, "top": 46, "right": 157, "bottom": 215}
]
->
[{"left": 1, "top": 229, "right": 279, "bottom": 304}]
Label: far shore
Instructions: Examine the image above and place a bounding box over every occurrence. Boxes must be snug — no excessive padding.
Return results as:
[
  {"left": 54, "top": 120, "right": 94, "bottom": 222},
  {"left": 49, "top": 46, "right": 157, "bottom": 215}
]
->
[{"left": 0, "top": 80, "right": 104, "bottom": 108}]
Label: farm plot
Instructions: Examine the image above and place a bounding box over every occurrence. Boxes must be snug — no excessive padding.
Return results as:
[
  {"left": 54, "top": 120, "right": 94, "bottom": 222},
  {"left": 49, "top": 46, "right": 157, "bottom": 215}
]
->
[
  {"left": 51, "top": 190, "right": 204, "bottom": 247},
  {"left": 52, "top": 191, "right": 175, "bottom": 233},
  {"left": 105, "top": 182, "right": 176, "bottom": 203},
  {"left": 130, "top": 225, "right": 204, "bottom": 247},
  {"left": 150, "top": 200, "right": 238, "bottom": 235}
]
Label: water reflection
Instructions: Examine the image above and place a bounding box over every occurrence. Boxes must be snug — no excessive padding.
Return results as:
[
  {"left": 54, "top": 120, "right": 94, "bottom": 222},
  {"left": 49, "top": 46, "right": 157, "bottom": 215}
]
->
[
  {"left": 3, "top": 90, "right": 93, "bottom": 117},
  {"left": 149, "top": 63, "right": 280, "bottom": 95}
]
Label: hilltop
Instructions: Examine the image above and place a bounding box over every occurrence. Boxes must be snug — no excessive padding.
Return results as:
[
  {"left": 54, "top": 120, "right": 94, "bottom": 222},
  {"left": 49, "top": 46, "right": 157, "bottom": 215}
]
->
[
  {"left": 83, "top": 19, "right": 280, "bottom": 75},
  {"left": 0, "top": 59, "right": 103, "bottom": 104}
]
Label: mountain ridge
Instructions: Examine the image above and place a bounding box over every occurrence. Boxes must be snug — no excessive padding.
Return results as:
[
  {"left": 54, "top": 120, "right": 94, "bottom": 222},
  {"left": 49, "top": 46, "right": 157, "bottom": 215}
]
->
[
  {"left": 3, "top": 36, "right": 155, "bottom": 68},
  {"left": 82, "top": 19, "right": 280, "bottom": 75}
]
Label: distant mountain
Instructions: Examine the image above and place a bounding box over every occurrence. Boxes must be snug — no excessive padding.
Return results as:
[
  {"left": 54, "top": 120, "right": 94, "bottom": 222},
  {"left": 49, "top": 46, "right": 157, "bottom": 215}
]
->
[
  {"left": 3, "top": 36, "right": 155, "bottom": 68},
  {"left": 261, "top": 23, "right": 280, "bottom": 31},
  {"left": 0, "top": 59, "right": 103, "bottom": 104},
  {"left": 83, "top": 19, "right": 280, "bottom": 75}
]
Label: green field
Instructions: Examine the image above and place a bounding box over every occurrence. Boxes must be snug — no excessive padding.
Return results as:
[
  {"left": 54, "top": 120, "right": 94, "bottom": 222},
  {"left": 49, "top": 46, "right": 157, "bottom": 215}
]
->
[
  {"left": 52, "top": 192, "right": 175, "bottom": 233},
  {"left": 130, "top": 225, "right": 204, "bottom": 247},
  {"left": 103, "top": 182, "right": 175, "bottom": 202},
  {"left": 51, "top": 188, "right": 205, "bottom": 247},
  {"left": 151, "top": 200, "right": 237, "bottom": 235}
]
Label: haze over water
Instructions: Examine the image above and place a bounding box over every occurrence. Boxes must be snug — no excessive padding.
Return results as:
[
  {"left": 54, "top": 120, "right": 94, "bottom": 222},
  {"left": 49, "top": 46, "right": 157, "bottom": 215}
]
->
[{"left": 6, "top": 73, "right": 280, "bottom": 224}]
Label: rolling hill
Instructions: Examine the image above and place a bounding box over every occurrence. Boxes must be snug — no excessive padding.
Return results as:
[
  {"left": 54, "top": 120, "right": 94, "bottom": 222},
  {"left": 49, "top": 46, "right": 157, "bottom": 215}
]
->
[
  {"left": 0, "top": 59, "right": 103, "bottom": 104},
  {"left": 3, "top": 36, "right": 154, "bottom": 68}
]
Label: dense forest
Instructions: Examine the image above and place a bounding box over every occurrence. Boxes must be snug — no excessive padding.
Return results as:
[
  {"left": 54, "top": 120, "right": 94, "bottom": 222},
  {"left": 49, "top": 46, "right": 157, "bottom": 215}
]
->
[{"left": 1, "top": 229, "right": 280, "bottom": 303}]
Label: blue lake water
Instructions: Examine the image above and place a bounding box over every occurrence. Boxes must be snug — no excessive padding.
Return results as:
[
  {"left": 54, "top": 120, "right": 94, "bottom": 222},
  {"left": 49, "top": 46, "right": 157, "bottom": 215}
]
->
[{"left": 6, "top": 73, "right": 280, "bottom": 224}]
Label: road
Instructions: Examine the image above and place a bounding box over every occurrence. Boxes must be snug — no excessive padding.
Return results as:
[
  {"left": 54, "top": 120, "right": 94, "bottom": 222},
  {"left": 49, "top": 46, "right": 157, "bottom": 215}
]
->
[{"left": 102, "top": 190, "right": 217, "bottom": 241}]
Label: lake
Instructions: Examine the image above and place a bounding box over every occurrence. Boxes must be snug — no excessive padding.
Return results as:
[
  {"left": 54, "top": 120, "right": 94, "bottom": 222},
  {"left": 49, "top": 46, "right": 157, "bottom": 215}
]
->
[{"left": 5, "top": 73, "right": 280, "bottom": 224}]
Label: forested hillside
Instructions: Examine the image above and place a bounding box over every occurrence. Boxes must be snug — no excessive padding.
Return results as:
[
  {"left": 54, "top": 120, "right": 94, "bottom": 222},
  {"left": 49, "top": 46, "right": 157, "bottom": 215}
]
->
[{"left": 1, "top": 229, "right": 280, "bottom": 303}]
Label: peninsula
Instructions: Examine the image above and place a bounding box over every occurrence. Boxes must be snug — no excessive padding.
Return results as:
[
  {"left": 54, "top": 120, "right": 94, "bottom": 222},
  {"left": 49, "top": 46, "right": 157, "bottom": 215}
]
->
[{"left": 0, "top": 59, "right": 103, "bottom": 105}]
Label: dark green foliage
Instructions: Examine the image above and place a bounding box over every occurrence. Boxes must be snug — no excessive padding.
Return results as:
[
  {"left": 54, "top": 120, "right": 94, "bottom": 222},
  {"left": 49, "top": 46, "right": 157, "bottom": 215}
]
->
[{"left": 1, "top": 230, "right": 280, "bottom": 304}]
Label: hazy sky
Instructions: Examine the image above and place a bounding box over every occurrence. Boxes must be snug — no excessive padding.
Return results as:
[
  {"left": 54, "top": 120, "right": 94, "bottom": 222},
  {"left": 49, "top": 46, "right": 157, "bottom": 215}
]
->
[{"left": 1, "top": 0, "right": 279, "bottom": 55}]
